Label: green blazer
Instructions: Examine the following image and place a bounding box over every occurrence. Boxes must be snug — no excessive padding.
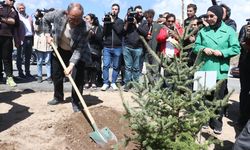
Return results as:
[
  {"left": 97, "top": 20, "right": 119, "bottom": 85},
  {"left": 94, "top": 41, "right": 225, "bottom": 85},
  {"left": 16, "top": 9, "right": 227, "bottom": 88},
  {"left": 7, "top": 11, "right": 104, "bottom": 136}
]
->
[{"left": 194, "top": 22, "right": 240, "bottom": 80}]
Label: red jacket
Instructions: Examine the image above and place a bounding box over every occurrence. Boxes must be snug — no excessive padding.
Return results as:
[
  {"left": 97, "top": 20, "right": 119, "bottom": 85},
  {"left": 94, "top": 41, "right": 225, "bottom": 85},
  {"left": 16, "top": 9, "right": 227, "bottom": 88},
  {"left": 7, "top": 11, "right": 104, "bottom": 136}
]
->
[{"left": 156, "top": 23, "right": 183, "bottom": 57}]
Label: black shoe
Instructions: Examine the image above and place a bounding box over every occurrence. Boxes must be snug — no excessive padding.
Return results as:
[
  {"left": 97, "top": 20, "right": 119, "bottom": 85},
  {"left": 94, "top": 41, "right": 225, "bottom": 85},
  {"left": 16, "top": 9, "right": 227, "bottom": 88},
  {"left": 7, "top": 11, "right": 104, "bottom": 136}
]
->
[
  {"left": 123, "top": 84, "right": 130, "bottom": 92},
  {"left": 19, "top": 73, "right": 26, "bottom": 78},
  {"left": 37, "top": 77, "right": 42, "bottom": 83},
  {"left": 0, "top": 77, "right": 4, "bottom": 83},
  {"left": 46, "top": 77, "right": 52, "bottom": 84},
  {"left": 26, "top": 73, "right": 34, "bottom": 79},
  {"left": 47, "top": 98, "right": 63, "bottom": 105},
  {"left": 71, "top": 102, "right": 82, "bottom": 112}
]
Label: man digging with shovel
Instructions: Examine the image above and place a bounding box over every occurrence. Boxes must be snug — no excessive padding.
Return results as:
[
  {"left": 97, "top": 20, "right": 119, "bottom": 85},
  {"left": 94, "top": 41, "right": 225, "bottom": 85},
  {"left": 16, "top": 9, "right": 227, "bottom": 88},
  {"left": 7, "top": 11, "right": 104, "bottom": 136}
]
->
[
  {"left": 43, "top": 3, "right": 117, "bottom": 146},
  {"left": 43, "top": 3, "right": 91, "bottom": 112}
]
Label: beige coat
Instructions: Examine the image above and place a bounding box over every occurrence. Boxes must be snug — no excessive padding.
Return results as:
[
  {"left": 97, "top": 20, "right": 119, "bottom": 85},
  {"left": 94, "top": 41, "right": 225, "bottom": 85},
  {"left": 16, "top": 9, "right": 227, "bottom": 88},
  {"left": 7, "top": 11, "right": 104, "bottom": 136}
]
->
[{"left": 33, "top": 24, "right": 52, "bottom": 52}]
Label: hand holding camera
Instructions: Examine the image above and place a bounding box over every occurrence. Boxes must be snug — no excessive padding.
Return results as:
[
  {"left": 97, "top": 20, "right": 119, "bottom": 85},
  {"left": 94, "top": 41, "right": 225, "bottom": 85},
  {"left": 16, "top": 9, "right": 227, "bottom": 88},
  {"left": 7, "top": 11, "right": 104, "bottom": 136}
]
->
[{"left": 103, "top": 12, "right": 115, "bottom": 24}]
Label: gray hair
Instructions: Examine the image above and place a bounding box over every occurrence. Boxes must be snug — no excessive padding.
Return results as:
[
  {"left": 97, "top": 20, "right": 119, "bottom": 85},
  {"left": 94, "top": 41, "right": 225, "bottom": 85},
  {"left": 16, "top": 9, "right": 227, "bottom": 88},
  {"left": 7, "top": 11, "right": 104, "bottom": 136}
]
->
[{"left": 67, "top": 3, "right": 84, "bottom": 15}]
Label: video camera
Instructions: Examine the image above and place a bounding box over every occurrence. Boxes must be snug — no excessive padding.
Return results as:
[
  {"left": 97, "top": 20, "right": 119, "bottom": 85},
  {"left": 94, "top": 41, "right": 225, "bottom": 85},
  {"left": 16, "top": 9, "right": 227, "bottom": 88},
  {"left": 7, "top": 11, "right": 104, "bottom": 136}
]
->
[
  {"left": 34, "top": 8, "right": 54, "bottom": 25},
  {"left": 35, "top": 8, "right": 54, "bottom": 18},
  {"left": 126, "top": 7, "right": 138, "bottom": 23},
  {"left": 103, "top": 12, "right": 115, "bottom": 24}
]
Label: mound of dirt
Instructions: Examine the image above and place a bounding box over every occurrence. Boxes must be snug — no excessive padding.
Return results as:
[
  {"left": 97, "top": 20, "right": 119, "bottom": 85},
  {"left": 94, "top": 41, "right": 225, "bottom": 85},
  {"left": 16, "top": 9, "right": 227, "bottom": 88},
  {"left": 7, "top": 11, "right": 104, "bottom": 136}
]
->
[{"left": 55, "top": 106, "right": 137, "bottom": 150}]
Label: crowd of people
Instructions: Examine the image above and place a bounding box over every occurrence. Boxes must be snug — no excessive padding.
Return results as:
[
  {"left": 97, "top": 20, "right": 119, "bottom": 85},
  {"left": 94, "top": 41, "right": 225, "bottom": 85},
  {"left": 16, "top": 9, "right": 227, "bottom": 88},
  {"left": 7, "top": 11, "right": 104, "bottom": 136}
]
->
[{"left": 1, "top": 0, "right": 250, "bottom": 147}]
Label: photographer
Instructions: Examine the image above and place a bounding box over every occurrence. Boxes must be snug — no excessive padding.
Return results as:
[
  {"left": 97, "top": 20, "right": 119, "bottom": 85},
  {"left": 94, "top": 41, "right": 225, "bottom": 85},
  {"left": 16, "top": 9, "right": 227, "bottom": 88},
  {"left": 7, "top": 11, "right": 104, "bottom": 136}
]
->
[
  {"left": 123, "top": 5, "right": 149, "bottom": 92},
  {"left": 101, "top": 3, "right": 124, "bottom": 91},
  {"left": 33, "top": 8, "right": 53, "bottom": 83},
  {"left": 238, "top": 19, "right": 250, "bottom": 129},
  {"left": 0, "top": 0, "right": 18, "bottom": 86}
]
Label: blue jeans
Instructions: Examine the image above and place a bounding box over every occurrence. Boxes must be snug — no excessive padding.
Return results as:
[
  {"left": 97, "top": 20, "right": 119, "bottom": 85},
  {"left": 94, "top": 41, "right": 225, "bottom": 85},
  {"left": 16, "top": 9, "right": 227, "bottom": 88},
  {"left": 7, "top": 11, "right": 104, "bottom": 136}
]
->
[
  {"left": 102, "top": 47, "right": 122, "bottom": 84},
  {"left": 16, "top": 36, "right": 33, "bottom": 75},
  {"left": 123, "top": 46, "right": 142, "bottom": 84},
  {"left": 36, "top": 50, "right": 52, "bottom": 78}
]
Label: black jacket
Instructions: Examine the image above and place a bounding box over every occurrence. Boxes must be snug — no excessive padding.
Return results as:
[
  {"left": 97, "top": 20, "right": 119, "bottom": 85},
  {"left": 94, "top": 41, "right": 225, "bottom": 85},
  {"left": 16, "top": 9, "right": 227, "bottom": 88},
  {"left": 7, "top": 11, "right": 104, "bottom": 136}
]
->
[
  {"left": 225, "top": 18, "right": 237, "bottom": 31},
  {"left": 89, "top": 25, "right": 103, "bottom": 57},
  {"left": 103, "top": 17, "right": 124, "bottom": 48},
  {"left": 124, "top": 20, "right": 149, "bottom": 49}
]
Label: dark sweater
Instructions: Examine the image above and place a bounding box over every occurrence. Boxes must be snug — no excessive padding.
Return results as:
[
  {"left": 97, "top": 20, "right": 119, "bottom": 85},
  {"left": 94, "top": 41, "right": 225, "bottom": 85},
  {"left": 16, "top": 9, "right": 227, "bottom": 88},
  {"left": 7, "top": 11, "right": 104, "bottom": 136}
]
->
[
  {"left": 103, "top": 17, "right": 124, "bottom": 48},
  {"left": 124, "top": 20, "right": 149, "bottom": 49}
]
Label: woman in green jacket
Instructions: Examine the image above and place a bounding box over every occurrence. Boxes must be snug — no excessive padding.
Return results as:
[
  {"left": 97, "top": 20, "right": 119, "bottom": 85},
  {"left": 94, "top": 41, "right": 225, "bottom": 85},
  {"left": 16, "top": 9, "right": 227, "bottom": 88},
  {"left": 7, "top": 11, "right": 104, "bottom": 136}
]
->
[{"left": 193, "top": 5, "right": 240, "bottom": 134}]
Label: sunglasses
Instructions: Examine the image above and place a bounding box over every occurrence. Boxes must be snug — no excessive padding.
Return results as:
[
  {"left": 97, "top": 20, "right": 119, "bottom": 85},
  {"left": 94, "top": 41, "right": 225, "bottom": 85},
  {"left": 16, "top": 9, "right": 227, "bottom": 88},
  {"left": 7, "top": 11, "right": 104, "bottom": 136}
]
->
[
  {"left": 167, "top": 20, "right": 175, "bottom": 23},
  {"left": 10, "top": 0, "right": 16, "bottom": 2}
]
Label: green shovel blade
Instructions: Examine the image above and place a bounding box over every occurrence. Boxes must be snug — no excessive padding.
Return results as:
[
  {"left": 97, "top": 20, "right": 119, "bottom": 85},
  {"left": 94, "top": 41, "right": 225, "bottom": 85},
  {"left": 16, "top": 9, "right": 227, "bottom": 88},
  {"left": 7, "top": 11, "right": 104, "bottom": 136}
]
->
[{"left": 89, "top": 127, "right": 117, "bottom": 146}]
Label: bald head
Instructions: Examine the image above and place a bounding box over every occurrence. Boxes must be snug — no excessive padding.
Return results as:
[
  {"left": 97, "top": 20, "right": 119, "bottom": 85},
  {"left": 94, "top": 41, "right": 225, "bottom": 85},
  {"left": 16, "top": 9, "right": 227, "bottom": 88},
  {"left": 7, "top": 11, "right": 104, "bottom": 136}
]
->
[
  {"left": 67, "top": 3, "right": 84, "bottom": 16},
  {"left": 67, "top": 3, "right": 84, "bottom": 27}
]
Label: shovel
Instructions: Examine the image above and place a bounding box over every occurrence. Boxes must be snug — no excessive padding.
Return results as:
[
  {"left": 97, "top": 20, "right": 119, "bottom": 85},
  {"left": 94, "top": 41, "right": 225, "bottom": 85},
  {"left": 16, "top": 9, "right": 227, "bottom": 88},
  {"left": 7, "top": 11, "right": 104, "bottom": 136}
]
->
[{"left": 50, "top": 42, "right": 117, "bottom": 146}]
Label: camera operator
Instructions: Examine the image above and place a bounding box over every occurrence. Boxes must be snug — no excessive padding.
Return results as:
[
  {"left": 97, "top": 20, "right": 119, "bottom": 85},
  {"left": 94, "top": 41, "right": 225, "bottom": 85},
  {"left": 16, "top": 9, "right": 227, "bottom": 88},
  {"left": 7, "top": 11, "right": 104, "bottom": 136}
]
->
[
  {"left": 33, "top": 8, "right": 54, "bottom": 83},
  {"left": 0, "top": 0, "right": 18, "bottom": 86},
  {"left": 123, "top": 5, "right": 149, "bottom": 92},
  {"left": 101, "top": 3, "right": 124, "bottom": 91}
]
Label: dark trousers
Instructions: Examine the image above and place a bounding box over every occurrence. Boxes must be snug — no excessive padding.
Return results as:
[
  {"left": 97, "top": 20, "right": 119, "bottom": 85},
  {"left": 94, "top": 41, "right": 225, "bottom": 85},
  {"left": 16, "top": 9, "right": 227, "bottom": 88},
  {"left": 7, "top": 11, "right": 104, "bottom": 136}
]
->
[
  {"left": 239, "top": 53, "right": 250, "bottom": 126},
  {"left": 146, "top": 51, "right": 160, "bottom": 84},
  {"left": 16, "top": 36, "right": 33, "bottom": 75},
  {"left": 0, "top": 60, "right": 3, "bottom": 78},
  {"left": 71, "top": 61, "right": 86, "bottom": 107},
  {"left": 51, "top": 48, "right": 72, "bottom": 101},
  {"left": 233, "top": 120, "right": 250, "bottom": 150},
  {"left": 83, "top": 54, "right": 100, "bottom": 85},
  {"left": 207, "top": 79, "right": 228, "bottom": 130},
  {"left": 0, "top": 36, "right": 13, "bottom": 77}
]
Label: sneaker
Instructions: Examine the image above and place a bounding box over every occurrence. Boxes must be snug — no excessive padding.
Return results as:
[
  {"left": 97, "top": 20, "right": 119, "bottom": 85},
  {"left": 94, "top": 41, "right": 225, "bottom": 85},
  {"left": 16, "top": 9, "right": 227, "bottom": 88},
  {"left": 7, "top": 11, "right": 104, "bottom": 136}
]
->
[
  {"left": 83, "top": 83, "right": 89, "bottom": 89},
  {"left": 47, "top": 98, "right": 63, "bottom": 105},
  {"left": 46, "top": 77, "right": 52, "bottom": 84},
  {"left": 111, "top": 83, "right": 118, "bottom": 91},
  {"left": 101, "top": 84, "right": 109, "bottom": 91},
  {"left": 37, "top": 77, "right": 42, "bottom": 83},
  {"left": 6, "top": 77, "right": 17, "bottom": 87},
  {"left": 213, "top": 128, "right": 222, "bottom": 135},
  {"left": 91, "top": 83, "right": 97, "bottom": 89}
]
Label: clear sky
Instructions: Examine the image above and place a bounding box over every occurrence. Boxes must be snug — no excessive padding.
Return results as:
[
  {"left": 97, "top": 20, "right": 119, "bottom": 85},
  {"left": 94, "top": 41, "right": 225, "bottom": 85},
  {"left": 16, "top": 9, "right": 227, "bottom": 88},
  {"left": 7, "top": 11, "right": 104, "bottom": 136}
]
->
[{"left": 13, "top": 0, "right": 250, "bottom": 32}]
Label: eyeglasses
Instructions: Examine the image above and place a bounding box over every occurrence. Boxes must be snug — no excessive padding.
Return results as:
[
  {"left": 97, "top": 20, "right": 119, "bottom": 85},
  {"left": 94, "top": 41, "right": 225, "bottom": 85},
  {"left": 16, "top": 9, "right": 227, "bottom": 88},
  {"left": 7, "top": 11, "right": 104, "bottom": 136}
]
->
[{"left": 167, "top": 20, "right": 175, "bottom": 23}]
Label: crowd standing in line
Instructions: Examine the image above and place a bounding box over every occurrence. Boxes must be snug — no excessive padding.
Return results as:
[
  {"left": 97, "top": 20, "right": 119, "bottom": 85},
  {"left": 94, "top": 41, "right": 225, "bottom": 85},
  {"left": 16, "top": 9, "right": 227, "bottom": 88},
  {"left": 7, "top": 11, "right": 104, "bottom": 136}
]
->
[{"left": 1, "top": 1, "right": 250, "bottom": 141}]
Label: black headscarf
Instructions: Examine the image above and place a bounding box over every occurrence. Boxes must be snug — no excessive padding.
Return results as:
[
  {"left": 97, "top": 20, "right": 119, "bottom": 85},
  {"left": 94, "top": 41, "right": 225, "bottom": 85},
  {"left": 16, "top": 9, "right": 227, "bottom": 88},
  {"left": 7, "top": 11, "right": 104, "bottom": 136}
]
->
[{"left": 207, "top": 5, "right": 223, "bottom": 30}]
